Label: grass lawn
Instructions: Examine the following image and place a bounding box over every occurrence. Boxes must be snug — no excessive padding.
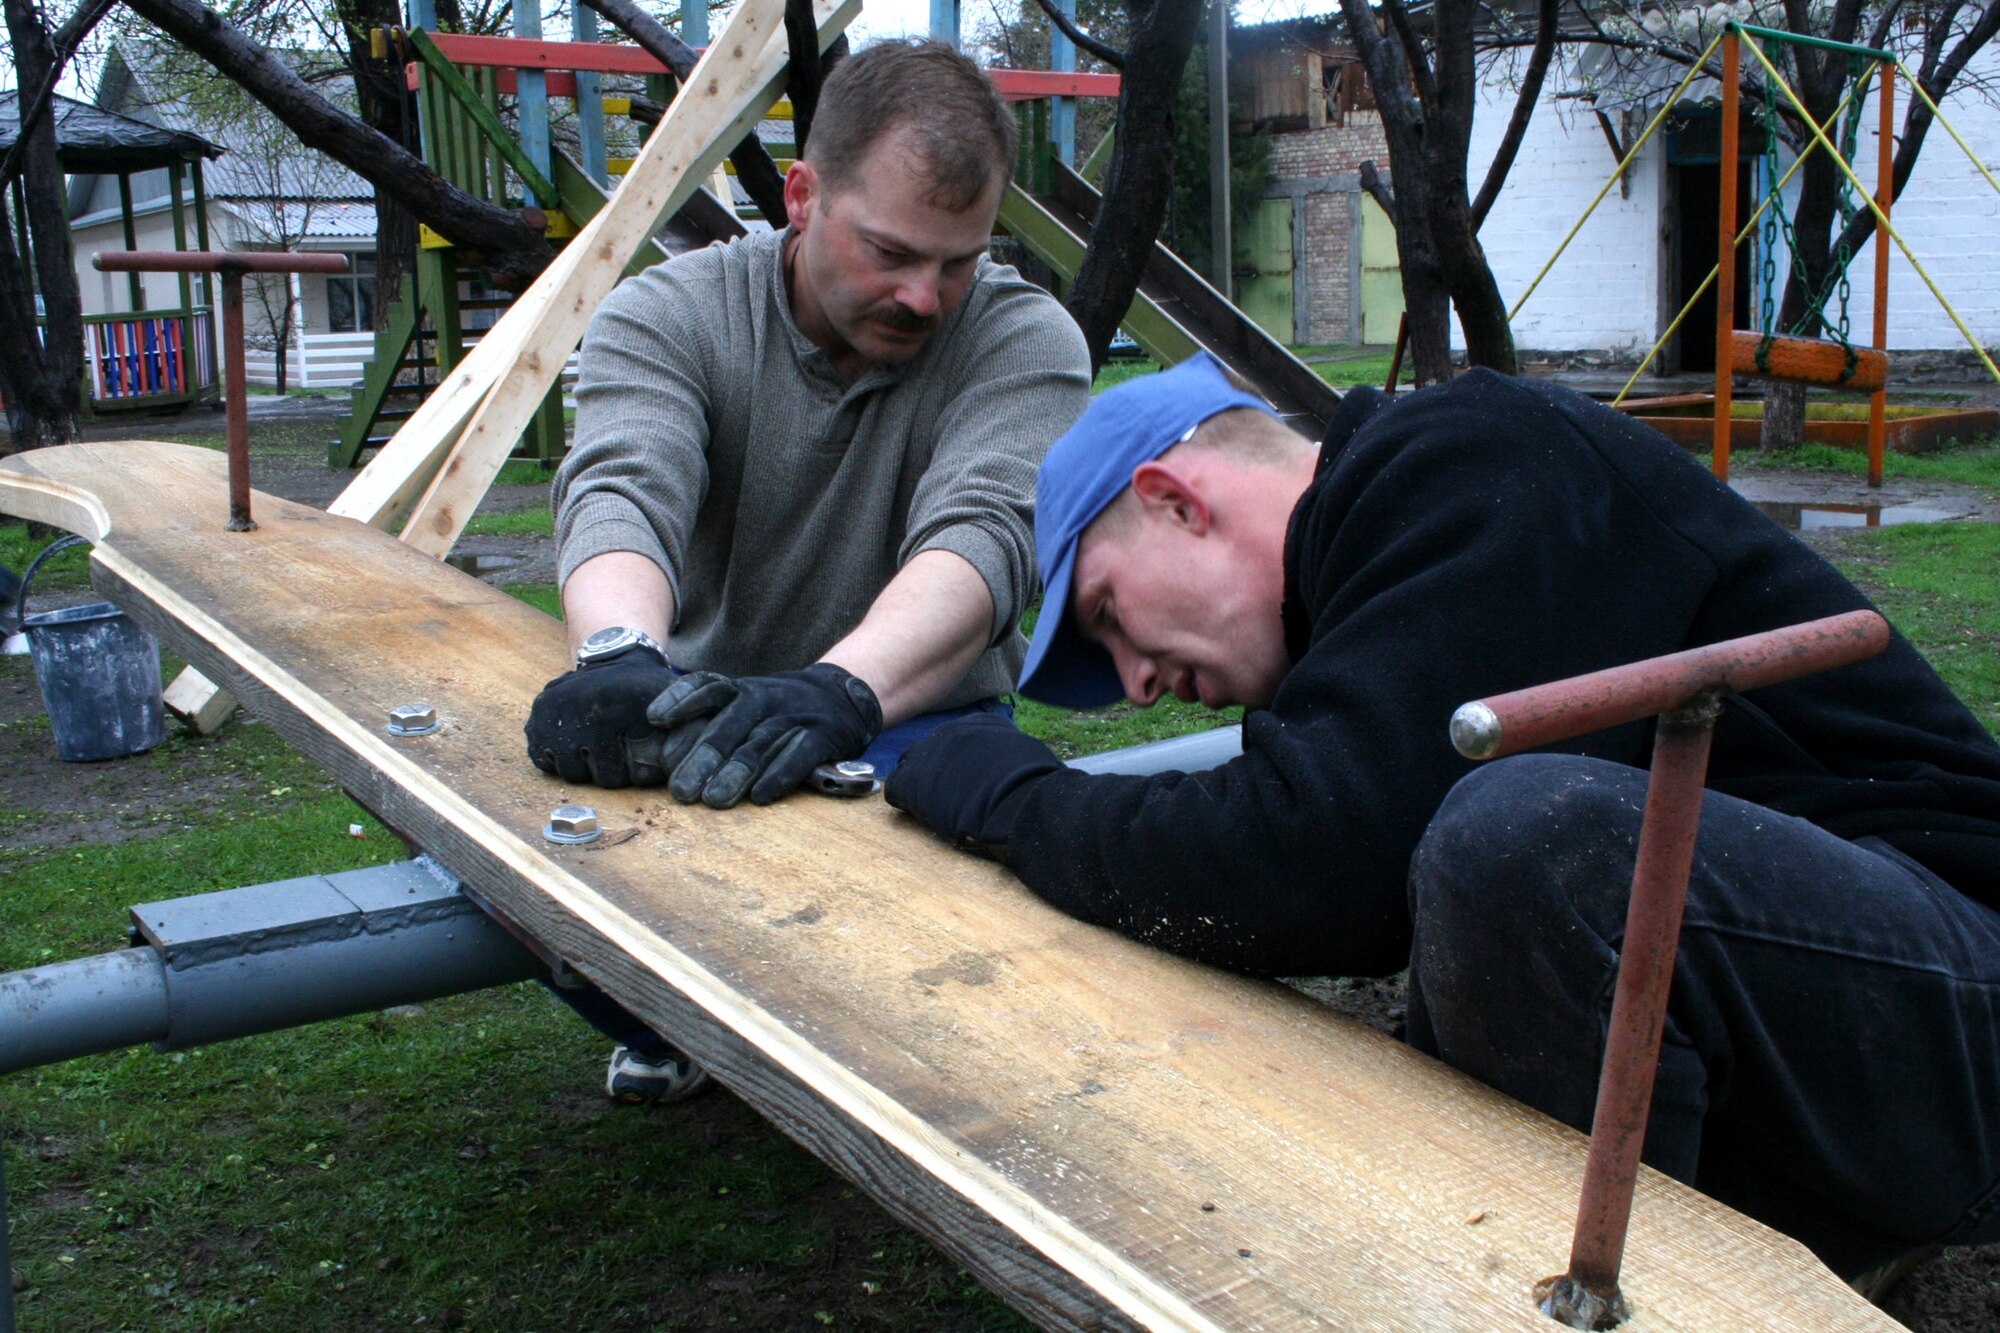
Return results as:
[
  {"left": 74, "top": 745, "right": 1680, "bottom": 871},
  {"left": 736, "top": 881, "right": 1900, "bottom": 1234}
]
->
[
  {"left": 1730, "top": 437, "right": 2000, "bottom": 498},
  {"left": 1092, "top": 346, "right": 1409, "bottom": 398}
]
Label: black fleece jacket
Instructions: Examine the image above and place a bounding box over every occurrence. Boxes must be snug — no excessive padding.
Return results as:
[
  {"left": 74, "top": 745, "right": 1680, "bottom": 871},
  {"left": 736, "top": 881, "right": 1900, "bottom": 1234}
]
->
[{"left": 1005, "top": 369, "right": 2000, "bottom": 977}]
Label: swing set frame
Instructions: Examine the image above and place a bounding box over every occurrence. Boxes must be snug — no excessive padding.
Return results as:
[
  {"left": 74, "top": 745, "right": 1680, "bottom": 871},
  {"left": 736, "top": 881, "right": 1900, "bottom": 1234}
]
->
[
  {"left": 1713, "top": 23, "right": 1893, "bottom": 486},
  {"left": 1513, "top": 21, "right": 2000, "bottom": 489}
]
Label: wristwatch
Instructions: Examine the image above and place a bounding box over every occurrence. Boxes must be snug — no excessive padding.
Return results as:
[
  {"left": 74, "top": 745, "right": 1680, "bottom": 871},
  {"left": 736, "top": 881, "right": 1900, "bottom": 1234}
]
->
[{"left": 575, "top": 625, "right": 668, "bottom": 670}]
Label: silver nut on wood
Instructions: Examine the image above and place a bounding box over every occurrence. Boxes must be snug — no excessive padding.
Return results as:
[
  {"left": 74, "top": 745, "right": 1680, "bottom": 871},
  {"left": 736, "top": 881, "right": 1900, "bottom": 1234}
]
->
[
  {"left": 544, "top": 804, "right": 602, "bottom": 844},
  {"left": 387, "top": 703, "right": 441, "bottom": 736}
]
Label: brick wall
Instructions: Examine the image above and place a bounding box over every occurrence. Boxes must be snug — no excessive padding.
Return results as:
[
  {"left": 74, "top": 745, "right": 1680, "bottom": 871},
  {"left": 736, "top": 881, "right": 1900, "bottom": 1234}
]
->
[{"left": 1265, "top": 111, "right": 1388, "bottom": 344}]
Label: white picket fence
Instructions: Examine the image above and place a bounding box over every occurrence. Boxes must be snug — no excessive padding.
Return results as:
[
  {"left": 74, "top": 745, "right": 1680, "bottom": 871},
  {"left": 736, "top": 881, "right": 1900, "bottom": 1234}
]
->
[
  {"left": 242, "top": 330, "right": 374, "bottom": 390},
  {"left": 244, "top": 329, "right": 580, "bottom": 392}
]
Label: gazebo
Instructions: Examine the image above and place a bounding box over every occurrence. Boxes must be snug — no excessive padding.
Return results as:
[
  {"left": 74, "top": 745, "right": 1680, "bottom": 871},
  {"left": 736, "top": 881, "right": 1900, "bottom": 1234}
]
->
[{"left": 0, "top": 91, "right": 223, "bottom": 411}]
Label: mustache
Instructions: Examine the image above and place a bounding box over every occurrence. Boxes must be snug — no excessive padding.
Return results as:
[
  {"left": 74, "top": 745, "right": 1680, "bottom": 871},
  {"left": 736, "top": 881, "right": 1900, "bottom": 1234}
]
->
[{"left": 872, "top": 304, "right": 940, "bottom": 335}]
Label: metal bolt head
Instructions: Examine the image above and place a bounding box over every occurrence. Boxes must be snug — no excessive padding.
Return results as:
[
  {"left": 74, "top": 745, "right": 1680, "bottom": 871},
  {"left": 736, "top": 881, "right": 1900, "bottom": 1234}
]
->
[
  {"left": 1449, "top": 701, "right": 1502, "bottom": 761},
  {"left": 387, "top": 703, "right": 441, "bottom": 737},
  {"left": 545, "top": 804, "right": 602, "bottom": 844}
]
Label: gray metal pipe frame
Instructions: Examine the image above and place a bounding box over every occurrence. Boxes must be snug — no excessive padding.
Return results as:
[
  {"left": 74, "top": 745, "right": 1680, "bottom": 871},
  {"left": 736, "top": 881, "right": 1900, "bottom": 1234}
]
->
[
  {"left": 0, "top": 858, "right": 544, "bottom": 1077},
  {"left": 2, "top": 1144, "right": 12, "bottom": 1332},
  {"left": 0, "top": 720, "right": 1245, "bottom": 1069},
  {"left": 0, "top": 729, "right": 1241, "bottom": 1071},
  {"left": 1067, "top": 723, "right": 1243, "bottom": 777}
]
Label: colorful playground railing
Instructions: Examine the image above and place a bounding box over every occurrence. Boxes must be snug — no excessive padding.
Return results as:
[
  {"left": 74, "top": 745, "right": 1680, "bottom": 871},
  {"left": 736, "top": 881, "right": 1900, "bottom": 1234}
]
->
[{"left": 84, "top": 308, "right": 218, "bottom": 406}]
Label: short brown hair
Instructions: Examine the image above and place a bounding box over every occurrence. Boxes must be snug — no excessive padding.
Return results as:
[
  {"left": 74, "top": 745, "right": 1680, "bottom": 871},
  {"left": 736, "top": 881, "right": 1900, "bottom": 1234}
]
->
[{"left": 807, "top": 39, "right": 1016, "bottom": 212}]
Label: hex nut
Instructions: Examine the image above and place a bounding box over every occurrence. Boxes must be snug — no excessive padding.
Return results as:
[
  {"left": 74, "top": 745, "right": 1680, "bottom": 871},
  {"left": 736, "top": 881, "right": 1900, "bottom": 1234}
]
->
[
  {"left": 387, "top": 703, "right": 441, "bottom": 737},
  {"left": 545, "top": 804, "right": 602, "bottom": 844}
]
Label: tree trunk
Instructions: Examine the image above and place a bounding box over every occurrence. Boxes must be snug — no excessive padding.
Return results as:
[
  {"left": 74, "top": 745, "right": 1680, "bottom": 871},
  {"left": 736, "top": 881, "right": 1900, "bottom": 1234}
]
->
[
  {"left": 337, "top": 0, "right": 417, "bottom": 330},
  {"left": 1065, "top": 0, "right": 1208, "bottom": 372},
  {"left": 123, "top": 0, "right": 552, "bottom": 291},
  {"left": 1422, "top": 0, "right": 1515, "bottom": 375},
  {"left": 1390, "top": 177, "right": 1455, "bottom": 384},
  {"left": 1763, "top": 32, "right": 1854, "bottom": 452},
  {"left": 0, "top": 0, "right": 86, "bottom": 456},
  {"left": 1762, "top": 380, "right": 1807, "bottom": 454},
  {"left": 1341, "top": 0, "right": 1448, "bottom": 383}
]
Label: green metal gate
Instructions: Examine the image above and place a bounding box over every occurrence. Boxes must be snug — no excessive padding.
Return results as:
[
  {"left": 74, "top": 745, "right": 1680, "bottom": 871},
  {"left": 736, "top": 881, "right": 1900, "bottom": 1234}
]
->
[
  {"left": 1360, "top": 195, "right": 1404, "bottom": 345},
  {"left": 1233, "top": 197, "right": 1294, "bottom": 344}
]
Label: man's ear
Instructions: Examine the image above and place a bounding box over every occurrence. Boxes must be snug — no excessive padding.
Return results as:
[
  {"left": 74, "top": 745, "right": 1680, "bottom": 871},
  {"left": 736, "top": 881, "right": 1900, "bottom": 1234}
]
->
[
  {"left": 783, "top": 161, "right": 818, "bottom": 232},
  {"left": 1129, "top": 460, "right": 1211, "bottom": 535}
]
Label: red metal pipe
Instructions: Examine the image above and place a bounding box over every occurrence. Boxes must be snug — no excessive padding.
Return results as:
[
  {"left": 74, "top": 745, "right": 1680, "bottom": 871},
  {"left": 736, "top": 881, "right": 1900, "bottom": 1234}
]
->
[
  {"left": 1449, "top": 611, "right": 1894, "bottom": 1328},
  {"left": 89, "top": 251, "right": 347, "bottom": 530},
  {"left": 1535, "top": 698, "right": 1717, "bottom": 1329},
  {"left": 1713, "top": 31, "right": 1742, "bottom": 483},
  {"left": 1868, "top": 62, "right": 1894, "bottom": 489},
  {"left": 1450, "top": 610, "right": 1889, "bottom": 762},
  {"left": 219, "top": 270, "right": 253, "bottom": 532}
]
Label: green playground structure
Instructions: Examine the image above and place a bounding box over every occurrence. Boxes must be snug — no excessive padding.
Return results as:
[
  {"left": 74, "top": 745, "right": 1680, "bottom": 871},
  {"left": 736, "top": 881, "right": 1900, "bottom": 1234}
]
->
[{"left": 329, "top": 12, "right": 1339, "bottom": 470}]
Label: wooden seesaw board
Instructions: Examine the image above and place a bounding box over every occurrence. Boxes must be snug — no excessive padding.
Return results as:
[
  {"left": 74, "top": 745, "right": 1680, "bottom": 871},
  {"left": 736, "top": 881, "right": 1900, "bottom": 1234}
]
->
[{"left": 0, "top": 441, "right": 1895, "bottom": 1331}]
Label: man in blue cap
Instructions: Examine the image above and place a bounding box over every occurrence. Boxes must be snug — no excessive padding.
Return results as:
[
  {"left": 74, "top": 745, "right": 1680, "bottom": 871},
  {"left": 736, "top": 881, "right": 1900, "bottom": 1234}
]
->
[{"left": 885, "top": 352, "right": 2000, "bottom": 1289}]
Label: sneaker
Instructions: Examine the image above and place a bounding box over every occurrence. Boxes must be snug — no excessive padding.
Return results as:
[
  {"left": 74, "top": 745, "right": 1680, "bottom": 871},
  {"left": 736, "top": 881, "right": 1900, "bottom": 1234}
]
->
[{"left": 605, "top": 1043, "right": 713, "bottom": 1104}]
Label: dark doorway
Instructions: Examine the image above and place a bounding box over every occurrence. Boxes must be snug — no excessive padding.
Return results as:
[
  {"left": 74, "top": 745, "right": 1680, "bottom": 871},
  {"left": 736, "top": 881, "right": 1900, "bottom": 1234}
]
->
[
  {"left": 1666, "top": 109, "right": 1762, "bottom": 374},
  {"left": 1672, "top": 159, "right": 1753, "bottom": 373}
]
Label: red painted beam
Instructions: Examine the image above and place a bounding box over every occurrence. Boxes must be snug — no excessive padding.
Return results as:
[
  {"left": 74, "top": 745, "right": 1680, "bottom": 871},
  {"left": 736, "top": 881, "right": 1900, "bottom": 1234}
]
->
[
  {"left": 406, "top": 32, "right": 1120, "bottom": 100},
  {"left": 990, "top": 70, "right": 1122, "bottom": 100},
  {"left": 427, "top": 31, "right": 669, "bottom": 75}
]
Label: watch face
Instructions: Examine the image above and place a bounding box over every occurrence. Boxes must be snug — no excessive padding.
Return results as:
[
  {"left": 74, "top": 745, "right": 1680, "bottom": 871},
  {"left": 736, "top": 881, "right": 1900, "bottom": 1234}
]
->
[{"left": 577, "top": 627, "right": 661, "bottom": 666}]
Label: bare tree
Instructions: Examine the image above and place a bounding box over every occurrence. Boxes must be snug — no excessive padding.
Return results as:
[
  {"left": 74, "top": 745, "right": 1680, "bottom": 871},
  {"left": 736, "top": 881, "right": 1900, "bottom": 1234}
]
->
[
  {"left": 0, "top": 0, "right": 119, "bottom": 454},
  {"left": 1334, "top": 0, "right": 1566, "bottom": 384},
  {"left": 119, "top": 0, "right": 553, "bottom": 290},
  {"left": 1040, "top": 0, "right": 1210, "bottom": 373}
]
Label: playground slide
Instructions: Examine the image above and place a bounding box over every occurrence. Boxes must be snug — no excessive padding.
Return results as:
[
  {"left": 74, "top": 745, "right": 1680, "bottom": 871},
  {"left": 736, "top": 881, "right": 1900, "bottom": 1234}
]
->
[{"left": 1000, "top": 160, "right": 1343, "bottom": 437}]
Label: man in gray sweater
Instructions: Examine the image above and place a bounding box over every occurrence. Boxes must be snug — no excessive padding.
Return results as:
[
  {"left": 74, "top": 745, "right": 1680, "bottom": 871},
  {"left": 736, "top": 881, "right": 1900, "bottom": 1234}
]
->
[{"left": 526, "top": 39, "right": 1091, "bottom": 1100}]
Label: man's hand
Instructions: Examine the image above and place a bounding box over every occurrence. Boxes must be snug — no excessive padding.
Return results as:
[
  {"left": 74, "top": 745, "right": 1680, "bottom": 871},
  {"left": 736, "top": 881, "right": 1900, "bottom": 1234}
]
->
[
  {"left": 884, "top": 713, "right": 1064, "bottom": 856},
  {"left": 524, "top": 653, "right": 677, "bottom": 788},
  {"left": 649, "top": 663, "right": 883, "bottom": 809}
]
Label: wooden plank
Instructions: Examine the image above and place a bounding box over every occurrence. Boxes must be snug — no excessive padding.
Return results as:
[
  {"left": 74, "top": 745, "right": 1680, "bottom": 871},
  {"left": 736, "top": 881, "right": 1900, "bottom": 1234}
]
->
[
  {"left": 330, "top": 0, "right": 853, "bottom": 543},
  {"left": 1, "top": 440, "right": 1897, "bottom": 1333},
  {"left": 1047, "top": 162, "right": 1341, "bottom": 435},
  {"left": 997, "top": 183, "right": 1201, "bottom": 366},
  {"left": 391, "top": 0, "right": 856, "bottom": 557}
]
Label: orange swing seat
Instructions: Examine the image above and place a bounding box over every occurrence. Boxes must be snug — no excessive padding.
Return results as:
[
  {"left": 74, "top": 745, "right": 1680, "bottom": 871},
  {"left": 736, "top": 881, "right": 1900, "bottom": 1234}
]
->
[{"left": 1729, "top": 330, "right": 1889, "bottom": 392}]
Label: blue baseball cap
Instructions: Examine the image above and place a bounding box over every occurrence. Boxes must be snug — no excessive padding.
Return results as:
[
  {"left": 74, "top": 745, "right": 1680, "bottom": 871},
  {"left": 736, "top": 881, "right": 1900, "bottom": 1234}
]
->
[{"left": 1018, "top": 352, "right": 1277, "bottom": 706}]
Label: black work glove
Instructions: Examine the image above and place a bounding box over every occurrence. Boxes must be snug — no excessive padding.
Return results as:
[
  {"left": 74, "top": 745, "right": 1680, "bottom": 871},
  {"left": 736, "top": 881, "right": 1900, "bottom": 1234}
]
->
[
  {"left": 884, "top": 712, "right": 1065, "bottom": 858},
  {"left": 524, "top": 652, "right": 677, "bottom": 788},
  {"left": 648, "top": 663, "right": 883, "bottom": 809}
]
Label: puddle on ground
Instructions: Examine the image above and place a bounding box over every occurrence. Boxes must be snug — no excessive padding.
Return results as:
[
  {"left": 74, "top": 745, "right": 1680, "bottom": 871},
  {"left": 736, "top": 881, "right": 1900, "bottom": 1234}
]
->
[
  {"left": 1751, "top": 500, "right": 1957, "bottom": 530},
  {"left": 443, "top": 552, "right": 524, "bottom": 576}
]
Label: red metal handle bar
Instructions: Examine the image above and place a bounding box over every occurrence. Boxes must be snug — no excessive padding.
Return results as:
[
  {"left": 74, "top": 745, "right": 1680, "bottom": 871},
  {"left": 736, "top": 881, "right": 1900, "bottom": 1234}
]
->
[
  {"left": 1451, "top": 609, "right": 1890, "bottom": 762},
  {"left": 1447, "top": 608, "right": 1892, "bottom": 1326},
  {"left": 87, "top": 251, "right": 346, "bottom": 531},
  {"left": 92, "top": 251, "right": 350, "bottom": 276}
]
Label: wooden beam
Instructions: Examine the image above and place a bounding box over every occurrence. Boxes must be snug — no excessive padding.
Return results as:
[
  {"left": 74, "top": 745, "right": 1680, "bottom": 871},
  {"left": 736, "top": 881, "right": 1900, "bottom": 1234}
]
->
[
  {"left": 0, "top": 440, "right": 1900, "bottom": 1333},
  {"left": 331, "top": 0, "right": 854, "bottom": 545},
  {"left": 392, "top": 0, "right": 858, "bottom": 557}
]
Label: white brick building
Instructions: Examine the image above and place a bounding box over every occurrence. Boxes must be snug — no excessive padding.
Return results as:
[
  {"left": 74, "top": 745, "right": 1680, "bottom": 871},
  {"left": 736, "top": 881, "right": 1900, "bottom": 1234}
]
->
[{"left": 1468, "top": 41, "right": 2000, "bottom": 373}]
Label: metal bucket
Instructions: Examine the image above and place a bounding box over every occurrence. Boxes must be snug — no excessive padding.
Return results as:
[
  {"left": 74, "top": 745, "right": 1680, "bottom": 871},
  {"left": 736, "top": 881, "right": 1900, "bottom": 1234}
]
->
[{"left": 13, "top": 536, "right": 167, "bottom": 762}]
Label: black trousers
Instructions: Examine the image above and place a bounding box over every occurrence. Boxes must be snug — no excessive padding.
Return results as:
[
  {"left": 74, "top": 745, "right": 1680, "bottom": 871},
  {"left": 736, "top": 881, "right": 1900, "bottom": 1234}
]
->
[{"left": 1406, "top": 753, "right": 2000, "bottom": 1277}]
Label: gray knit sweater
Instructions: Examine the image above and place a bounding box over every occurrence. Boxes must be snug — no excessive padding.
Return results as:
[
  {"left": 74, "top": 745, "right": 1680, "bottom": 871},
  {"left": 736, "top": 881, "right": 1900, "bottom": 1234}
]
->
[{"left": 554, "top": 229, "right": 1091, "bottom": 709}]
